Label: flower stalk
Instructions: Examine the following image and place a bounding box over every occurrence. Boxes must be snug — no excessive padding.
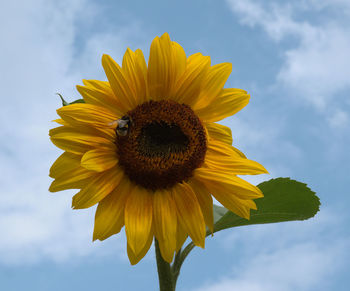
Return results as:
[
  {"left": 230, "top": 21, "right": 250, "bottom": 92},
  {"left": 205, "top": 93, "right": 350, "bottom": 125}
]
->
[
  {"left": 155, "top": 239, "right": 196, "bottom": 291},
  {"left": 171, "top": 242, "right": 195, "bottom": 288},
  {"left": 155, "top": 239, "right": 174, "bottom": 291}
]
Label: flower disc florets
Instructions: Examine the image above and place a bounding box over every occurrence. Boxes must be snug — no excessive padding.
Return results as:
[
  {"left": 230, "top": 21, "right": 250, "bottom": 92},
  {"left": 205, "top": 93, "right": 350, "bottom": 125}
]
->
[{"left": 116, "top": 100, "right": 207, "bottom": 190}]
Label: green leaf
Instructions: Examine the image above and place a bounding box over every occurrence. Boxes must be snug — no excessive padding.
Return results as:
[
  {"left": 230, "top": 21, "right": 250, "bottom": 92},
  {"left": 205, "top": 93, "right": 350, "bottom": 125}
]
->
[
  {"left": 56, "top": 93, "right": 68, "bottom": 106},
  {"left": 212, "top": 178, "right": 320, "bottom": 234},
  {"left": 56, "top": 93, "right": 85, "bottom": 106},
  {"left": 69, "top": 99, "right": 85, "bottom": 104}
]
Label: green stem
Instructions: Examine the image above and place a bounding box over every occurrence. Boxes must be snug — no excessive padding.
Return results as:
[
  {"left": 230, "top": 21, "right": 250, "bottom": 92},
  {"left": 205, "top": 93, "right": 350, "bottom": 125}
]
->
[
  {"left": 171, "top": 242, "right": 195, "bottom": 289},
  {"left": 155, "top": 239, "right": 174, "bottom": 291}
]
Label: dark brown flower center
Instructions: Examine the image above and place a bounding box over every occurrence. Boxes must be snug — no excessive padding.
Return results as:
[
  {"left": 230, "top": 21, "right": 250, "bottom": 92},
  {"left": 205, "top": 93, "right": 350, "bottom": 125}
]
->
[{"left": 115, "top": 100, "right": 207, "bottom": 190}]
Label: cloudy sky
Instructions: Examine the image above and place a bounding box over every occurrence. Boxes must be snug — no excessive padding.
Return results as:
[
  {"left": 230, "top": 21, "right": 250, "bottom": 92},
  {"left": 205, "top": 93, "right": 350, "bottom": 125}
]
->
[{"left": 1, "top": 0, "right": 349, "bottom": 290}]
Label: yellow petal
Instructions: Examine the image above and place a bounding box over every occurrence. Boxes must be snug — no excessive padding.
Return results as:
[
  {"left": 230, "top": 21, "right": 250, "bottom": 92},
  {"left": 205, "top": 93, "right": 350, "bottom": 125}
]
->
[
  {"left": 193, "top": 63, "right": 232, "bottom": 108},
  {"left": 153, "top": 189, "right": 177, "bottom": 263},
  {"left": 49, "top": 176, "right": 92, "bottom": 192},
  {"left": 50, "top": 126, "right": 112, "bottom": 155},
  {"left": 195, "top": 88, "right": 250, "bottom": 122},
  {"left": 49, "top": 167, "right": 95, "bottom": 192},
  {"left": 206, "top": 122, "right": 233, "bottom": 145},
  {"left": 231, "top": 146, "right": 246, "bottom": 158},
  {"left": 205, "top": 157, "right": 268, "bottom": 175},
  {"left": 210, "top": 186, "right": 257, "bottom": 219},
  {"left": 147, "top": 33, "right": 185, "bottom": 100},
  {"left": 194, "top": 171, "right": 259, "bottom": 219},
  {"left": 57, "top": 103, "right": 117, "bottom": 128},
  {"left": 72, "top": 167, "right": 124, "bottom": 209},
  {"left": 122, "top": 48, "right": 148, "bottom": 104},
  {"left": 102, "top": 54, "right": 137, "bottom": 111},
  {"left": 207, "top": 138, "right": 246, "bottom": 159},
  {"left": 124, "top": 185, "right": 153, "bottom": 256},
  {"left": 76, "top": 83, "right": 125, "bottom": 116},
  {"left": 172, "top": 182, "right": 206, "bottom": 248},
  {"left": 135, "top": 49, "right": 149, "bottom": 100},
  {"left": 127, "top": 229, "right": 154, "bottom": 265},
  {"left": 82, "top": 79, "right": 110, "bottom": 91},
  {"left": 195, "top": 167, "right": 264, "bottom": 200},
  {"left": 206, "top": 140, "right": 268, "bottom": 175},
  {"left": 175, "top": 218, "right": 188, "bottom": 252},
  {"left": 173, "top": 53, "right": 210, "bottom": 105},
  {"left": 217, "top": 193, "right": 257, "bottom": 219},
  {"left": 52, "top": 118, "right": 67, "bottom": 125},
  {"left": 81, "top": 148, "right": 118, "bottom": 172},
  {"left": 147, "top": 36, "right": 163, "bottom": 99},
  {"left": 189, "top": 179, "right": 214, "bottom": 233},
  {"left": 49, "top": 152, "right": 82, "bottom": 178},
  {"left": 93, "top": 178, "right": 130, "bottom": 241},
  {"left": 171, "top": 41, "right": 187, "bottom": 83}
]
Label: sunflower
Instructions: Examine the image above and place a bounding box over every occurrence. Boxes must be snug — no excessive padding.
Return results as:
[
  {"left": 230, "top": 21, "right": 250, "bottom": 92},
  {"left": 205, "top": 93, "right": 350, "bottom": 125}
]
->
[{"left": 49, "top": 33, "right": 267, "bottom": 265}]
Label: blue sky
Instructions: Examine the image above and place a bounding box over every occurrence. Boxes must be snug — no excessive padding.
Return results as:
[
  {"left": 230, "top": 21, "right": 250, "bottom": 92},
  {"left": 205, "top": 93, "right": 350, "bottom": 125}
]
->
[{"left": 1, "top": 0, "right": 349, "bottom": 290}]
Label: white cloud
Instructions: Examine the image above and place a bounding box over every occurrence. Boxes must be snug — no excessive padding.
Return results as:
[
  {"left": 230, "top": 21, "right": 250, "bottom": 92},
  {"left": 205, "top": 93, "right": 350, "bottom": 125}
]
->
[
  {"left": 226, "top": 0, "right": 350, "bottom": 127},
  {"left": 226, "top": 0, "right": 308, "bottom": 42},
  {"left": 193, "top": 211, "right": 349, "bottom": 291},
  {"left": 194, "top": 243, "right": 341, "bottom": 291},
  {"left": 0, "top": 0, "right": 147, "bottom": 264},
  {"left": 327, "top": 109, "right": 349, "bottom": 129},
  {"left": 277, "top": 25, "right": 350, "bottom": 111},
  {"left": 303, "top": 0, "right": 350, "bottom": 12}
]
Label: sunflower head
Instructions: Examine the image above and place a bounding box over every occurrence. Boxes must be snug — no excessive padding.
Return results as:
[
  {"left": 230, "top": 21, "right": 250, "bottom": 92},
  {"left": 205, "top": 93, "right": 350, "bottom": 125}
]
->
[{"left": 49, "top": 33, "right": 268, "bottom": 265}]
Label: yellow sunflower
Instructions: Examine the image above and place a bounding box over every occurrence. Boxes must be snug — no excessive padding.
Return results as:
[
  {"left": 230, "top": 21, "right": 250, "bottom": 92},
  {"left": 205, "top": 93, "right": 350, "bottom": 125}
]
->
[{"left": 49, "top": 33, "right": 268, "bottom": 265}]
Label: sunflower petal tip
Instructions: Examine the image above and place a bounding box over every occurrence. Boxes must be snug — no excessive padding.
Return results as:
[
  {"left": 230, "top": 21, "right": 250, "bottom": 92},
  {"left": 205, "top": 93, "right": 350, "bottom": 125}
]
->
[
  {"left": 51, "top": 119, "right": 63, "bottom": 124},
  {"left": 193, "top": 238, "right": 205, "bottom": 249},
  {"left": 101, "top": 54, "right": 112, "bottom": 65},
  {"left": 92, "top": 233, "right": 99, "bottom": 242},
  {"left": 258, "top": 162, "right": 269, "bottom": 174},
  {"left": 125, "top": 47, "right": 133, "bottom": 54},
  {"left": 48, "top": 182, "right": 59, "bottom": 193},
  {"left": 160, "top": 32, "right": 171, "bottom": 40},
  {"left": 71, "top": 199, "right": 77, "bottom": 209}
]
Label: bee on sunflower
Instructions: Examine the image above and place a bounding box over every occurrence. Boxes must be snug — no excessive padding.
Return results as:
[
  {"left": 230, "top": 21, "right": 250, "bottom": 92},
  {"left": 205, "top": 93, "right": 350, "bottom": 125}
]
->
[{"left": 49, "top": 33, "right": 267, "bottom": 266}]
